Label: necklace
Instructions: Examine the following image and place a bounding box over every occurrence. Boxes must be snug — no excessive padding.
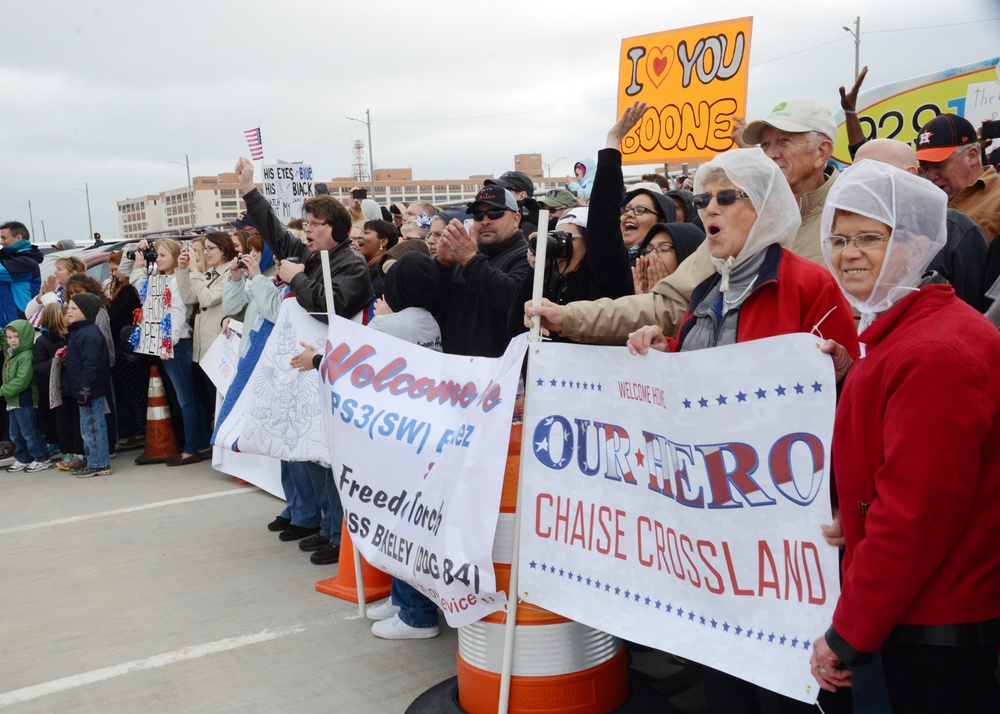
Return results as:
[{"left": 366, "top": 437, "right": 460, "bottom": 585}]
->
[{"left": 723, "top": 274, "right": 758, "bottom": 307}]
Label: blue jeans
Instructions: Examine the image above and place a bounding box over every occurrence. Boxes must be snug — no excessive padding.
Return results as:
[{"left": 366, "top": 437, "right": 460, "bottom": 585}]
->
[
  {"left": 306, "top": 462, "right": 343, "bottom": 544},
  {"left": 160, "top": 339, "right": 210, "bottom": 455},
  {"left": 279, "top": 460, "right": 321, "bottom": 528},
  {"left": 9, "top": 406, "right": 48, "bottom": 463},
  {"left": 79, "top": 396, "right": 110, "bottom": 469},
  {"left": 392, "top": 579, "right": 439, "bottom": 628}
]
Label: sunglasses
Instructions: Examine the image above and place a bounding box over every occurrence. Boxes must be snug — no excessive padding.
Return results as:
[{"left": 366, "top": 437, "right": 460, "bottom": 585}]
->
[
  {"left": 692, "top": 189, "right": 750, "bottom": 210},
  {"left": 471, "top": 209, "right": 510, "bottom": 222}
]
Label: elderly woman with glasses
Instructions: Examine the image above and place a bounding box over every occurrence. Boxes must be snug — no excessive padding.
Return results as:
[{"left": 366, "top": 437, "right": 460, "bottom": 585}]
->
[
  {"left": 626, "top": 148, "right": 858, "bottom": 357},
  {"left": 809, "top": 160, "right": 1000, "bottom": 713}
]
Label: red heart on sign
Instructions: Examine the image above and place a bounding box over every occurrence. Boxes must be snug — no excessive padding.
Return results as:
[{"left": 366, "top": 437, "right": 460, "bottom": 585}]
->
[{"left": 645, "top": 46, "right": 675, "bottom": 89}]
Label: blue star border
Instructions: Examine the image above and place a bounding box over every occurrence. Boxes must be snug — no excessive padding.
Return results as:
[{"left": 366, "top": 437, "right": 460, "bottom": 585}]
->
[{"left": 526, "top": 558, "right": 814, "bottom": 652}]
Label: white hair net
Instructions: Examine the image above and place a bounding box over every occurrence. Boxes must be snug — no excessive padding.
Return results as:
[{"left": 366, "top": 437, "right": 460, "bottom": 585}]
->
[
  {"left": 694, "top": 148, "right": 801, "bottom": 293},
  {"left": 821, "top": 160, "right": 947, "bottom": 331}
]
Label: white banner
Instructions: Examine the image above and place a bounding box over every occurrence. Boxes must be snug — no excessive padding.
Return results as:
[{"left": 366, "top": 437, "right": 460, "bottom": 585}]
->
[
  {"left": 201, "top": 322, "right": 243, "bottom": 395},
  {"left": 519, "top": 334, "right": 839, "bottom": 704},
  {"left": 261, "top": 163, "right": 314, "bottom": 224},
  {"left": 320, "top": 319, "right": 528, "bottom": 627},
  {"left": 135, "top": 275, "right": 170, "bottom": 358},
  {"left": 213, "top": 298, "right": 327, "bottom": 462}
]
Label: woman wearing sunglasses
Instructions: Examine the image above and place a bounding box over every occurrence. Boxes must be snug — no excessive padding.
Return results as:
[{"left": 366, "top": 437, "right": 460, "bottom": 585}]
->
[
  {"left": 627, "top": 148, "right": 858, "bottom": 357},
  {"left": 809, "top": 160, "right": 1000, "bottom": 712}
]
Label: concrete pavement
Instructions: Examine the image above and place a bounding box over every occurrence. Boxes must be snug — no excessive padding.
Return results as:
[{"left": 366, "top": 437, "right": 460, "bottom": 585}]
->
[{"left": 0, "top": 456, "right": 458, "bottom": 713}]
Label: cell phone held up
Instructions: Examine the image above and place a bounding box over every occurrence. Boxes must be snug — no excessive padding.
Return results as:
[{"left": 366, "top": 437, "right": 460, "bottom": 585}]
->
[{"left": 981, "top": 120, "right": 1000, "bottom": 141}]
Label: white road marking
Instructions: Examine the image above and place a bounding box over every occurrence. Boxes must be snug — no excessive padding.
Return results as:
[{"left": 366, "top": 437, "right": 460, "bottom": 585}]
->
[
  {"left": 0, "top": 488, "right": 255, "bottom": 535},
  {"left": 0, "top": 625, "right": 307, "bottom": 707}
]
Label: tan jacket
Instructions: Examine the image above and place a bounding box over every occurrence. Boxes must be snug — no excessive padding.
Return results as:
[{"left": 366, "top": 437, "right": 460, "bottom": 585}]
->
[
  {"left": 561, "top": 169, "right": 839, "bottom": 343},
  {"left": 950, "top": 166, "right": 1000, "bottom": 243},
  {"left": 175, "top": 266, "right": 230, "bottom": 362}
]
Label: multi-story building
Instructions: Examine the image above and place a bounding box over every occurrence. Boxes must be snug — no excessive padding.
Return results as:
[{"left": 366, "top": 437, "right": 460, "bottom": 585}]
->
[{"left": 117, "top": 155, "right": 578, "bottom": 239}]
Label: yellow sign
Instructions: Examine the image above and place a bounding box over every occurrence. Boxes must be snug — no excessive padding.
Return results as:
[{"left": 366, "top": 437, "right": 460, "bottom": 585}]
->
[
  {"left": 616, "top": 17, "right": 753, "bottom": 165},
  {"left": 832, "top": 57, "right": 1000, "bottom": 164}
]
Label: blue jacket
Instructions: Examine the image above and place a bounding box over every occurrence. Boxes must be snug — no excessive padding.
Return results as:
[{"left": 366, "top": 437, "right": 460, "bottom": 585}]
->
[
  {"left": 0, "top": 240, "right": 43, "bottom": 328},
  {"left": 65, "top": 319, "right": 111, "bottom": 400}
]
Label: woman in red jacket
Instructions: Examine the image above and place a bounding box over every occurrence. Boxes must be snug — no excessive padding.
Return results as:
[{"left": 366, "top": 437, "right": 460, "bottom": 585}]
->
[
  {"left": 627, "top": 148, "right": 858, "bottom": 357},
  {"left": 810, "top": 160, "right": 1000, "bottom": 712}
]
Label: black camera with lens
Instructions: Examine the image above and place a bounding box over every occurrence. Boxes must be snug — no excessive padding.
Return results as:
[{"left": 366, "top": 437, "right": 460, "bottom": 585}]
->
[
  {"left": 126, "top": 246, "right": 158, "bottom": 263},
  {"left": 528, "top": 231, "right": 574, "bottom": 262}
]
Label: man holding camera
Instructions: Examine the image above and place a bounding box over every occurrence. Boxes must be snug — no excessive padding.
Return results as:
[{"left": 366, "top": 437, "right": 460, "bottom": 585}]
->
[{"left": 435, "top": 186, "right": 529, "bottom": 358}]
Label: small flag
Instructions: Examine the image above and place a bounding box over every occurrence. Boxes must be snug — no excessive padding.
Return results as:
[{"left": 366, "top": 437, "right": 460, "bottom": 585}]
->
[{"left": 244, "top": 127, "right": 264, "bottom": 160}]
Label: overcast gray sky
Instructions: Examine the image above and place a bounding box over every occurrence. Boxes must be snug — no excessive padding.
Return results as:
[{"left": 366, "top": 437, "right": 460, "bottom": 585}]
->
[{"left": 1, "top": 0, "right": 997, "bottom": 244}]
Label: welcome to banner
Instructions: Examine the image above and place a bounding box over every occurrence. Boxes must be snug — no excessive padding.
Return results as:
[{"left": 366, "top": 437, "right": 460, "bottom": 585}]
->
[
  {"left": 319, "top": 320, "right": 528, "bottom": 628},
  {"left": 518, "top": 334, "right": 839, "bottom": 704}
]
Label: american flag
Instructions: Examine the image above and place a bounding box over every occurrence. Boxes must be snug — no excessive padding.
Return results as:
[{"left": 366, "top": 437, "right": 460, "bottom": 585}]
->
[{"left": 243, "top": 127, "right": 264, "bottom": 160}]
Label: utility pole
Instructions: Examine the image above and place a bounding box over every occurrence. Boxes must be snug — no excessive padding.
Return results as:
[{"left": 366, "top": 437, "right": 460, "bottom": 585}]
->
[
  {"left": 27, "top": 200, "right": 35, "bottom": 241},
  {"left": 40, "top": 220, "right": 47, "bottom": 241},
  {"left": 347, "top": 110, "right": 377, "bottom": 196},
  {"left": 843, "top": 16, "right": 861, "bottom": 81}
]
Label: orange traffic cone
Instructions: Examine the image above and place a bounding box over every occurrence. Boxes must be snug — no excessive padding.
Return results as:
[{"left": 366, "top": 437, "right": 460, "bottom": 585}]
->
[
  {"left": 134, "top": 365, "right": 180, "bottom": 465},
  {"left": 315, "top": 520, "right": 392, "bottom": 603}
]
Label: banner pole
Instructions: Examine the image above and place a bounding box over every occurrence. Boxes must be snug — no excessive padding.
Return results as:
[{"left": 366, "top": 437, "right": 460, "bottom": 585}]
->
[
  {"left": 321, "top": 249, "right": 366, "bottom": 617},
  {"left": 498, "top": 210, "right": 548, "bottom": 714}
]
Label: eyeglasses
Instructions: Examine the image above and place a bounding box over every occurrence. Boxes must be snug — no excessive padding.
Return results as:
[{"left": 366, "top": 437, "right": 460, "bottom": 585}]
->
[
  {"left": 471, "top": 209, "right": 510, "bottom": 222},
  {"left": 692, "top": 190, "right": 750, "bottom": 209},
  {"left": 620, "top": 204, "right": 657, "bottom": 217},
  {"left": 642, "top": 244, "right": 674, "bottom": 256},
  {"left": 823, "top": 233, "right": 889, "bottom": 252},
  {"left": 304, "top": 219, "right": 329, "bottom": 229}
]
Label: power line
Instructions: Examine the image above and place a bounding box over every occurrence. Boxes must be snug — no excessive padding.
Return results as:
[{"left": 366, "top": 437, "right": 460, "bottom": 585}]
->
[
  {"left": 864, "top": 17, "right": 999, "bottom": 33},
  {"left": 752, "top": 36, "right": 850, "bottom": 67},
  {"left": 374, "top": 98, "right": 612, "bottom": 123}
]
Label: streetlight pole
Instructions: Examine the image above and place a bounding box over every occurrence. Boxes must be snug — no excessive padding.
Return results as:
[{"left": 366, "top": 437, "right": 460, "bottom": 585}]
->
[
  {"left": 543, "top": 157, "right": 566, "bottom": 178},
  {"left": 85, "top": 183, "right": 94, "bottom": 242},
  {"left": 168, "top": 156, "right": 196, "bottom": 230},
  {"left": 19, "top": 201, "right": 35, "bottom": 241},
  {"left": 40, "top": 220, "right": 48, "bottom": 242},
  {"left": 843, "top": 16, "right": 861, "bottom": 81},
  {"left": 346, "top": 110, "right": 376, "bottom": 196}
]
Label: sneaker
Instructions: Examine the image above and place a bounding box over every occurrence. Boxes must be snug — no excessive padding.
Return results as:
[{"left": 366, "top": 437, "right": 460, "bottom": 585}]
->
[
  {"left": 48, "top": 447, "right": 63, "bottom": 461},
  {"left": 109, "top": 452, "right": 118, "bottom": 460},
  {"left": 6, "top": 461, "right": 30, "bottom": 472},
  {"left": 367, "top": 599, "right": 401, "bottom": 621},
  {"left": 278, "top": 524, "right": 320, "bottom": 542},
  {"left": 371, "top": 614, "right": 439, "bottom": 640},
  {"left": 267, "top": 516, "right": 291, "bottom": 532},
  {"left": 298, "top": 533, "right": 330, "bottom": 552},
  {"left": 26, "top": 460, "right": 53, "bottom": 473},
  {"left": 58, "top": 455, "right": 85, "bottom": 471},
  {"left": 71, "top": 461, "right": 91, "bottom": 475},
  {"left": 75, "top": 467, "right": 98, "bottom": 479},
  {"left": 118, "top": 434, "right": 145, "bottom": 451},
  {"left": 0, "top": 439, "right": 15, "bottom": 460},
  {"left": 310, "top": 542, "right": 341, "bottom": 565}
]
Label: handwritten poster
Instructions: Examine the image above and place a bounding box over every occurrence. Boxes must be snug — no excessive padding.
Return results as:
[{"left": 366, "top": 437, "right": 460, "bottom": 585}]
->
[{"left": 617, "top": 17, "right": 753, "bottom": 164}]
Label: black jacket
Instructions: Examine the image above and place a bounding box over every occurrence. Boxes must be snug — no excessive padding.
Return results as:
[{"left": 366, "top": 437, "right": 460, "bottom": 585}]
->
[
  {"left": 65, "top": 319, "right": 111, "bottom": 399},
  {"left": 32, "top": 329, "right": 65, "bottom": 399},
  {"left": 927, "top": 209, "right": 989, "bottom": 312},
  {"left": 434, "top": 232, "right": 530, "bottom": 357},
  {"left": 243, "top": 189, "right": 373, "bottom": 321}
]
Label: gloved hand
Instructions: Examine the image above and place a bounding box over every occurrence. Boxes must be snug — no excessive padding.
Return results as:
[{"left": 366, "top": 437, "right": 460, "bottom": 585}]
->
[{"left": 77, "top": 394, "right": 90, "bottom": 406}]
